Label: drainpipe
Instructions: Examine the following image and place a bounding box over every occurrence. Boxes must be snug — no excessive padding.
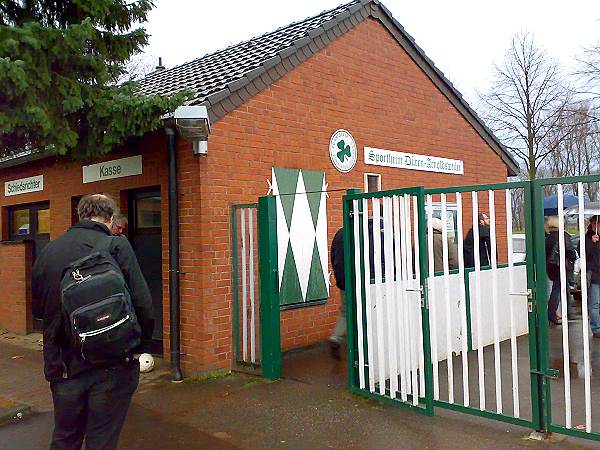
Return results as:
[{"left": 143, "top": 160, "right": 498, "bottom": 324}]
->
[{"left": 166, "top": 127, "right": 183, "bottom": 381}]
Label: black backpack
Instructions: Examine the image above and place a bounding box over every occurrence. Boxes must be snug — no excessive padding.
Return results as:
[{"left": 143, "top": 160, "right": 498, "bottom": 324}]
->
[{"left": 60, "top": 236, "right": 141, "bottom": 364}]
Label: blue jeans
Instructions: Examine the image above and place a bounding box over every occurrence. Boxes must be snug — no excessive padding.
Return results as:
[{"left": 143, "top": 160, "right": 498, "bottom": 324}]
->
[{"left": 589, "top": 283, "right": 600, "bottom": 333}]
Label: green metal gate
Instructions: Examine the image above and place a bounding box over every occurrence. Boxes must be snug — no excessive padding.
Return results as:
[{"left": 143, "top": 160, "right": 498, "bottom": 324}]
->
[{"left": 343, "top": 177, "right": 600, "bottom": 443}]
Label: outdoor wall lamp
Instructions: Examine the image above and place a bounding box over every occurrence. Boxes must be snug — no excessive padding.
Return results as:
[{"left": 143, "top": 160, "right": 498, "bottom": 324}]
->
[{"left": 173, "top": 105, "right": 211, "bottom": 155}]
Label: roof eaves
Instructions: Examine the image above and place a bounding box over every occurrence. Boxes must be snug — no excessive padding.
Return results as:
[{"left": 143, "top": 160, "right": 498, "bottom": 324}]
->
[{"left": 371, "top": 2, "right": 519, "bottom": 175}]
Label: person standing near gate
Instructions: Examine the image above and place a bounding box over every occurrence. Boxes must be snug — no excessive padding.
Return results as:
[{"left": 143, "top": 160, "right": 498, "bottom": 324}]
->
[
  {"left": 32, "top": 194, "right": 154, "bottom": 450},
  {"left": 329, "top": 227, "right": 346, "bottom": 359},
  {"left": 463, "top": 212, "right": 492, "bottom": 268},
  {"left": 545, "top": 215, "right": 577, "bottom": 326},
  {"left": 430, "top": 217, "right": 459, "bottom": 272},
  {"left": 584, "top": 215, "right": 600, "bottom": 337}
]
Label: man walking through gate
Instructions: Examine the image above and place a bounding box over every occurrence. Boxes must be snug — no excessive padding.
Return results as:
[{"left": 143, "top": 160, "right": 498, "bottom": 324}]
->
[
  {"left": 463, "top": 212, "right": 492, "bottom": 268},
  {"left": 32, "top": 194, "right": 154, "bottom": 450}
]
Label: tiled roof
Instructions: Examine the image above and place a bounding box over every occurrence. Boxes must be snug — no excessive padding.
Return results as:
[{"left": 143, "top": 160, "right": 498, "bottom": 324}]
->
[
  {"left": 138, "top": 0, "right": 518, "bottom": 175},
  {"left": 140, "top": 1, "right": 362, "bottom": 102}
]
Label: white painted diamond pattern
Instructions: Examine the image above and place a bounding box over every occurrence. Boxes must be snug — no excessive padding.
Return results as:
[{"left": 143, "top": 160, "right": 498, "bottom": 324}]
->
[
  {"left": 271, "top": 170, "right": 290, "bottom": 289},
  {"left": 316, "top": 180, "right": 329, "bottom": 293},
  {"left": 289, "top": 171, "right": 316, "bottom": 301}
]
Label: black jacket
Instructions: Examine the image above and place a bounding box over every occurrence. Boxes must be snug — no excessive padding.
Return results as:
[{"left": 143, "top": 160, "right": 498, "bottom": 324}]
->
[
  {"left": 32, "top": 220, "right": 154, "bottom": 381},
  {"left": 463, "top": 225, "right": 492, "bottom": 268},
  {"left": 330, "top": 219, "right": 387, "bottom": 291},
  {"left": 545, "top": 230, "right": 577, "bottom": 282},
  {"left": 585, "top": 230, "right": 600, "bottom": 284}
]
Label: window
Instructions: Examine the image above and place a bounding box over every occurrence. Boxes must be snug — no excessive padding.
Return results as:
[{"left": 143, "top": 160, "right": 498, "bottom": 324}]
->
[
  {"left": 365, "top": 173, "right": 381, "bottom": 193},
  {"left": 8, "top": 203, "right": 50, "bottom": 239},
  {"left": 430, "top": 202, "right": 458, "bottom": 242},
  {"left": 11, "top": 209, "right": 30, "bottom": 236},
  {"left": 135, "top": 196, "right": 161, "bottom": 228}
]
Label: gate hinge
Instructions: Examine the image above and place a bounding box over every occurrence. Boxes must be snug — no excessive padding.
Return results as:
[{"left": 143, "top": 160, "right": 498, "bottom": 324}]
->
[{"left": 530, "top": 369, "right": 559, "bottom": 380}]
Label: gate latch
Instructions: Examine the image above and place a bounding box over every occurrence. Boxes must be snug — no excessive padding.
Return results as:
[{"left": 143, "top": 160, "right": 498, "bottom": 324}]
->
[
  {"left": 509, "top": 289, "right": 533, "bottom": 312},
  {"left": 530, "top": 369, "right": 559, "bottom": 380}
]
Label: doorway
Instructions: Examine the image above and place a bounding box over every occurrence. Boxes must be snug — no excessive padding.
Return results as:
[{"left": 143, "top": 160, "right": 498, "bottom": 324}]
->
[
  {"left": 8, "top": 202, "right": 50, "bottom": 330},
  {"left": 128, "top": 189, "right": 163, "bottom": 354}
]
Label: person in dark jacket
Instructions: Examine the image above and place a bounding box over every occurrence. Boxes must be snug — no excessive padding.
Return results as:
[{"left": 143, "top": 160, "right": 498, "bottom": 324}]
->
[
  {"left": 32, "top": 194, "right": 154, "bottom": 450},
  {"left": 545, "top": 215, "right": 577, "bottom": 326},
  {"left": 585, "top": 215, "right": 600, "bottom": 337},
  {"left": 328, "top": 218, "right": 385, "bottom": 359},
  {"left": 463, "top": 213, "right": 492, "bottom": 268}
]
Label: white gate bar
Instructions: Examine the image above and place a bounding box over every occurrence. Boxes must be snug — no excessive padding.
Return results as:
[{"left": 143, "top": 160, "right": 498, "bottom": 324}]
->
[
  {"left": 413, "top": 196, "right": 426, "bottom": 396},
  {"left": 241, "top": 208, "right": 248, "bottom": 362},
  {"left": 248, "top": 208, "right": 256, "bottom": 364},
  {"left": 557, "top": 184, "right": 572, "bottom": 428},
  {"left": 399, "top": 195, "right": 413, "bottom": 398},
  {"left": 372, "top": 198, "right": 386, "bottom": 395},
  {"left": 362, "top": 199, "right": 376, "bottom": 393},
  {"left": 505, "top": 189, "right": 520, "bottom": 418},
  {"left": 577, "top": 183, "right": 592, "bottom": 432},
  {"left": 404, "top": 194, "right": 419, "bottom": 405},
  {"left": 383, "top": 196, "right": 399, "bottom": 398},
  {"left": 456, "top": 192, "right": 469, "bottom": 407},
  {"left": 488, "top": 190, "right": 503, "bottom": 414},
  {"left": 472, "top": 191, "right": 486, "bottom": 411},
  {"left": 441, "top": 194, "right": 455, "bottom": 404},
  {"left": 426, "top": 194, "right": 440, "bottom": 400},
  {"left": 393, "top": 195, "right": 408, "bottom": 401},
  {"left": 353, "top": 200, "right": 366, "bottom": 390}
]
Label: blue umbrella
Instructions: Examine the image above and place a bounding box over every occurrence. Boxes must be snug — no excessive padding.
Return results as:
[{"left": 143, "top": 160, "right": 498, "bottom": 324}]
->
[{"left": 543, "top": 194, "right": 586, "bottom": 216}]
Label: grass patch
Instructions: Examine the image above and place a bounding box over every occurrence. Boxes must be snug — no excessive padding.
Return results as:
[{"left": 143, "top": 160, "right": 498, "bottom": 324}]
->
[{"left": 184, "top": 370, "right": 231, "bottom": 384}]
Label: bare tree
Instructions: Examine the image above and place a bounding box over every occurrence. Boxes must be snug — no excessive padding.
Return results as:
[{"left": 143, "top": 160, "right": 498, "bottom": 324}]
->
[
  {"left": 479, "top": 33, "right": 572, "bottom": 179},
  {"left": 575, "top": 43, "right": 600, "bottom": 122},
  {"left": 541, "top": 102, "right": 600, "bottom": 199},
  {"left": 114, "top": 54, "right": 158, "bottom": 84}
]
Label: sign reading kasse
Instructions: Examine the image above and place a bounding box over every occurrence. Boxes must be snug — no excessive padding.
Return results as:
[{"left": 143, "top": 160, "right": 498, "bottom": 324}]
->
[
  {"left": 83, "top": 155, "right": 142, "bottom": 184},
  {"left": 365, "top": 147, "right": 464, "bottom": 175},
  {"left": 5, "top": 175, "right": 44, "bottom": 197}
]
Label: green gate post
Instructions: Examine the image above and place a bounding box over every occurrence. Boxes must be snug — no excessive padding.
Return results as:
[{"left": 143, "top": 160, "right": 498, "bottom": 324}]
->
[
  {"left": 343, "top": 188, "right": 362, "bottom": 390},
  {"left": 258, "top": 195, "right": 281, "bottom": 380},
  {"left": 530, "top": 180, "right": 552, "bottom": 433}
]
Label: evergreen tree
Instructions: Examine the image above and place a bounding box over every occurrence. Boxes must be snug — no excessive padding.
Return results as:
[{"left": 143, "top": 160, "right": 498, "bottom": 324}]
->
[{"left": 0, "top": 0, "right": 187, "bottom": 160}]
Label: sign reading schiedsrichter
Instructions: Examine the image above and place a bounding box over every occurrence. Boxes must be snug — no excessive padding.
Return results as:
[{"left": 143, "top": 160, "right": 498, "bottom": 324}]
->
[
  {"left": 83, "top": 155, "right": 142, "bottom": 184},
  {"left": 365, "top": 147, "right": 464, "bottom": 175},
  {"left": 5, "top": 175, "right": 44, "bottom": 197}
]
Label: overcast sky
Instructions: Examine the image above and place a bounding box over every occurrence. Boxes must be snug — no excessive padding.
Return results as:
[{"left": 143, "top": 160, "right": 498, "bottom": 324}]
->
[{"left": 144, "top": 0, "right": 599, "bottom": 105}]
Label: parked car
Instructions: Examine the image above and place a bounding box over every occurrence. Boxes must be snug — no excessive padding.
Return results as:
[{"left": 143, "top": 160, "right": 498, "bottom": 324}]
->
[{"left": 512, "top": 234, "right": 526, "bottom": 263}]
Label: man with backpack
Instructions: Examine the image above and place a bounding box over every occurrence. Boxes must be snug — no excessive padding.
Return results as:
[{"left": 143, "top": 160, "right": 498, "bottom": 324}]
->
[{"left": 32, "top": 194, "right": 154, "bottom": 450}]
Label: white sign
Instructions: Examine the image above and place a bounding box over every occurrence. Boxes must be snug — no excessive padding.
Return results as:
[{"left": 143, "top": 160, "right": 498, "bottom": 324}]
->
[
  {"left": 365, "top": 147, "right": 464, "bottom": 175},
  {"left": 329, "top": 129, "right": 357, "bottom": 173},
  {"left": 5, "top": 175, "right": 44, "bottom": 197},
  {"left": 83, "top": 155, "right": 142, "bottom": 184}
]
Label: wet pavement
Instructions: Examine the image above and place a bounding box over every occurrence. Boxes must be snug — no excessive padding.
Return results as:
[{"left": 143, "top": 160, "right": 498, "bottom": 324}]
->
[{"left": 1, "top": 329, "right": 599, "bottom": 449}]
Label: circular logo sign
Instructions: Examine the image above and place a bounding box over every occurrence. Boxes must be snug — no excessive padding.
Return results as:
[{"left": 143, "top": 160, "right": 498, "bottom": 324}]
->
[{"left": 329, "top": 129, "right": 357, "bottom": 173}]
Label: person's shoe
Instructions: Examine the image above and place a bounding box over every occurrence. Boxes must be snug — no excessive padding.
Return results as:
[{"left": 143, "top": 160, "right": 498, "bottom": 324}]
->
[
  {"left": 550, "top": 318, "right": 562, "bottom": 326},
  {"left": 329, "top": 340, "right": 341, "bottom": 360},
  {"left": 593, "top": 332, "right": 600, "bottom": 339}
]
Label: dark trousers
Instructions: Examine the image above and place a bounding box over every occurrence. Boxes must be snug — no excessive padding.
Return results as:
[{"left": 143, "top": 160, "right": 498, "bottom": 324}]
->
[
  {"left": 548, "top": 279, "right": 562, "bottom": 322},
  {"left": 50, "top": 361, "right": 139, "bottom": 450}
]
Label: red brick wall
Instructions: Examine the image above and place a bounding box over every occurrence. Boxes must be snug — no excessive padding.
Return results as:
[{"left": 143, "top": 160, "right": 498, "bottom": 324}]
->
[
  {"left": 0, "top": 241, "right": 33, "bottom": 334},
  {"left": 0, "top": 138, "right": 170, "bottom": 339},
  {"left": 175, "top": 18, "right": 509, "bottom": 373},
  {"left": 0, "top": 18, "right": 511, "bottom": 375}
]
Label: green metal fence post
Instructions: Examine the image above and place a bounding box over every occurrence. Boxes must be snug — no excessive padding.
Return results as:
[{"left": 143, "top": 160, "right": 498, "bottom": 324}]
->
[
  {"left": 258, "top": 196, "right": 281, "bottom": 380},
  {"left": 344, "top": 188, "right": 361, "bottom": 390},
  {"left": 530, "top": 180, "right": 550, "bottom": 432},
  {"left": 231, "top": 206, "right": 240, "bottom": 363},
  {"left": 416, "top": 187, "right": 435, "bottom": 416}
]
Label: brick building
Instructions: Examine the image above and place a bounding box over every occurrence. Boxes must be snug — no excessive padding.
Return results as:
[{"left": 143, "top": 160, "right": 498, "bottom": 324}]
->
[{"left": 0, "top": 0, "right": 517, "bottom": 375}]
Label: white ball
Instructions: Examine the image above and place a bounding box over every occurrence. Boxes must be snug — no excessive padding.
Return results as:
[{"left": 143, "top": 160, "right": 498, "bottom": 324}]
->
[{"left": 139, "top": 353, "right": 155, "bottom": 373}]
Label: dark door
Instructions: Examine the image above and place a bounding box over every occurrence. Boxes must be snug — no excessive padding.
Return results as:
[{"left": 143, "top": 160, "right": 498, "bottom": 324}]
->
[
  {"left": 8, "top": 202, "right": 51, "bottom": 330},
  {"left": 128, "top": 189, "right": 163, "bottom": 353}
]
